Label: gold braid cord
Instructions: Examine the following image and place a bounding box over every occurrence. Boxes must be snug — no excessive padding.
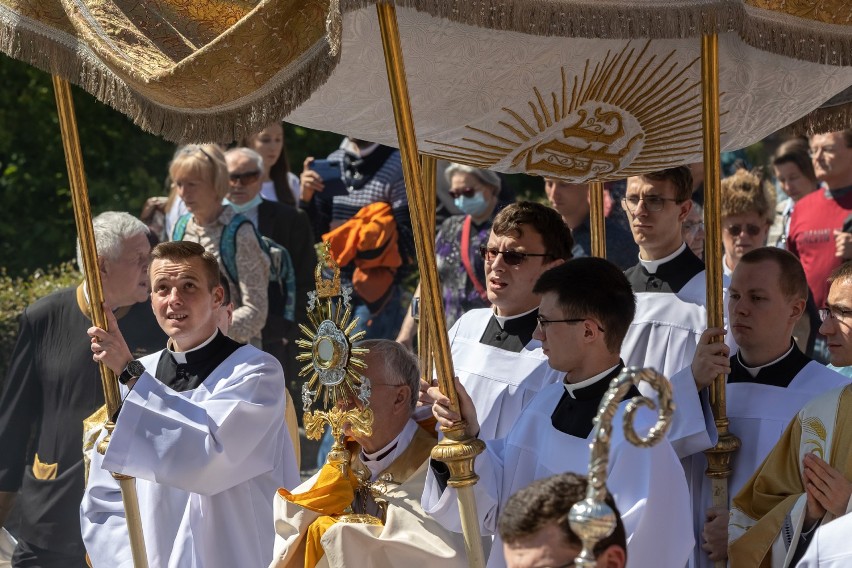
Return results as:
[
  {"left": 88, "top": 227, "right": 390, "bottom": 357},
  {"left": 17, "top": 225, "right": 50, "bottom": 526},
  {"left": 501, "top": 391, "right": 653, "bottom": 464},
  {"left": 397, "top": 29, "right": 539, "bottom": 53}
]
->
[{"left": 568, "top": 367, "right": 674, "bottom": 568}]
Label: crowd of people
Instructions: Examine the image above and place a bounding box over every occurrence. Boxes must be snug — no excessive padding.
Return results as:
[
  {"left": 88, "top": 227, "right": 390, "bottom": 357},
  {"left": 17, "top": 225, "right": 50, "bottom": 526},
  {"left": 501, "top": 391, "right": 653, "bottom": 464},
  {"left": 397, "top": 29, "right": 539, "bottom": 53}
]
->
[{"left": 1, "top": 126, "right": 852, "bottom": 567}]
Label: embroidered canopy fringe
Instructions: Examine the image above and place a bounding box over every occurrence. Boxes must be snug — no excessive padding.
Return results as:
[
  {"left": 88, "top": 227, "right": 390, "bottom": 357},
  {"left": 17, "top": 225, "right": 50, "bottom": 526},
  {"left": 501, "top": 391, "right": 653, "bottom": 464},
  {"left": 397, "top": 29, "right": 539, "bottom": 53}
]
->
[{"left": 0, "top": 0, "right": 850, "bottom": 144}]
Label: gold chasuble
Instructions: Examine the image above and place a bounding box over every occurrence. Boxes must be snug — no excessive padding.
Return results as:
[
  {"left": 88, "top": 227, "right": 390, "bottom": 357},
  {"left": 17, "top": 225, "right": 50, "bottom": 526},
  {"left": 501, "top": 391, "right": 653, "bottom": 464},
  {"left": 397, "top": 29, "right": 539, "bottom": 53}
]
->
[
  {"left": 272, "top": 426, "right": 470, "bottom": 568},
  {"left": 730, "top": 385, "right": 852, "bottom": 568}
]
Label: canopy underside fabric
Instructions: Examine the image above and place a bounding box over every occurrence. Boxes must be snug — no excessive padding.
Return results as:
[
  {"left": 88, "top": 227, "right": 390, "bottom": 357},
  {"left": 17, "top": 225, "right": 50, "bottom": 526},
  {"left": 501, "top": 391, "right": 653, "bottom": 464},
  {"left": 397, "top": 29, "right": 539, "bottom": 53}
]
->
[{"left": 0, "top": 0, "right": 850, "bottom": 179}]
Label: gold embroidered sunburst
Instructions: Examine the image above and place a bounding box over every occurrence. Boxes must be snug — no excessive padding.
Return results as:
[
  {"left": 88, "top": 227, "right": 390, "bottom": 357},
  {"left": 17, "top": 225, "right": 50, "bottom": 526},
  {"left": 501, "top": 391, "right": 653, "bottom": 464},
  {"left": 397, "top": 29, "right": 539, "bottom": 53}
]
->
[
  {"left": 296, "top": 242, "right": 371, "bottom": 441},
  {"left": 426, "top": 41, "right": 708, "bottom": 182}
]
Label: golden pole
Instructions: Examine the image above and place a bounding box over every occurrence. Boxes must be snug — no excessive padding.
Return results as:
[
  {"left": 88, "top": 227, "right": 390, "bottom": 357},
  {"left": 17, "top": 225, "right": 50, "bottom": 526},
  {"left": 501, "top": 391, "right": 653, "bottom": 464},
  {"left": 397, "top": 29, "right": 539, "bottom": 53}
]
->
[
  {"left": 418, "top": 155, "right": 437, "bottom": 382},
  {"left": 51, "top": 76, "right": 149, "bottom": 568},
  {"left": 588, "top": 181, "right": 606, "bottom": 258},
  {"left": 699, "top": 34, "right": 740, "bottom": 568},
  {"left": 376, "top": 5, "right": 485, "bottom": 567}
]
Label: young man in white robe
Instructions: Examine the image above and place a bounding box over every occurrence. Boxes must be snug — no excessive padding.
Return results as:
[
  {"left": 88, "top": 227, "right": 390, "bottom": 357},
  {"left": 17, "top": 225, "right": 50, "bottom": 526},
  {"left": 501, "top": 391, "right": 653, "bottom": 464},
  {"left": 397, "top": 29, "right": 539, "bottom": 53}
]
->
[
  {"left": 424, "top": 258, "right": 693, "bottom": 568},
  {"left": 270, "top": 340, "right": 469, "bottom": 568},
  {"left": 499, "top": 473, "right": 627, "bottom": 568},
  {"left": 620, "top": 166, "right": 737, "bottom": 380},
  {"left": 438, "top": 201, "right": 573, "bottom": 440},
  {"left": 728, "top": 261, "right": 852, "bottom": 568},
  {"left": 81, "top": 241, "right": 299, "bottom": 568},
  {"left": 669, "top": 247, "right": 849, "bottom": 568}
]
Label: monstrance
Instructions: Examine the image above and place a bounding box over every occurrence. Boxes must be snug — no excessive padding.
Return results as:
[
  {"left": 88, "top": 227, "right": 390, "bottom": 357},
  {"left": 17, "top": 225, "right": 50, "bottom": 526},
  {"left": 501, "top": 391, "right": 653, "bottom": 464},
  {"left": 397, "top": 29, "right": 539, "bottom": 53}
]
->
[{"left": 297, "top": 242, "right": 372, "bottom": 475}]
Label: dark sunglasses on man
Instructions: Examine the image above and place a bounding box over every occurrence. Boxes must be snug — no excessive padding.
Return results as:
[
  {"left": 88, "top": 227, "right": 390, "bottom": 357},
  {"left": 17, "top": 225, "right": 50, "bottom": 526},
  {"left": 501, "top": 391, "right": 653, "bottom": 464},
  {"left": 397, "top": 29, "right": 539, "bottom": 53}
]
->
[
  {"left": 725, "top": 223, "right": 763, "bottom": 237},
  {"left": 228, "top": 170, "right": 261, "bottom": 185},
  {"left": 478, "top": 244, "right": 551, "bottom": 266}
]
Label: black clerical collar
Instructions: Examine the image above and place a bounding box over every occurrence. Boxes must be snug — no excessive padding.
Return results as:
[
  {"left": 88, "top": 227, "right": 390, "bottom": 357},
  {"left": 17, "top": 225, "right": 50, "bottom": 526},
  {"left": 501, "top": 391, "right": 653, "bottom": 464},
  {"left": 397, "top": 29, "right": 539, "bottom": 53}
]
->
[
  {"left": 551, "top": 361, "right": 639, "bottom": 438},
  {"left": 728, "top": 340, "right": 811, "bottom": 388},
  {"left": 625, "top": 245, "right": 704, "bottom": 294},
  {"left": 479, "top": 308, "right": 539, "bottom": 352},
  {"left": 156, "top": 331, "right": 242, "bottom": 392}
]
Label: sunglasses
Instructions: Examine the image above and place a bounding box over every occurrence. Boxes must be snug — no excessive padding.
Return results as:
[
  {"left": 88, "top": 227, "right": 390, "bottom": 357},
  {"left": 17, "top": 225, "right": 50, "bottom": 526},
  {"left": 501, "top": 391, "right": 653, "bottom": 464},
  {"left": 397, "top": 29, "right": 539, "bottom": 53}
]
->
[
  {"left": 228, "top": 170, "right": 261, "bottom": 185},
  {"left": 450, "top": 186, "right": 479, "bottom": 198},
  {"left": 478, "top": 244, "right": 551, "bottom": 266},
  {"left": 725, "top": 223, "right": 763, "bottom": 237}
]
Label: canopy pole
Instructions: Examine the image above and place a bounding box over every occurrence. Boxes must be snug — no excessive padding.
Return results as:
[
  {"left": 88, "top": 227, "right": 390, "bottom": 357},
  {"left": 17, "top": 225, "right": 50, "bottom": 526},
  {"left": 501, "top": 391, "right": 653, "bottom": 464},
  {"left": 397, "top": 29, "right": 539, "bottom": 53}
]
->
[
  {"left": 376, "top": 5, "right": 485, "bottom": 567},
  {"left": 418, "top": 155, "right": 437, "bottom": 383},
  {"left": 588, "top": 181, "right": 606, "bottom": 258},
  {"left": 699, "top": 34, "right": 740, "bottom": 568},
  {"left": 51, "top": 76, "right": 149, "bottom": 568}
]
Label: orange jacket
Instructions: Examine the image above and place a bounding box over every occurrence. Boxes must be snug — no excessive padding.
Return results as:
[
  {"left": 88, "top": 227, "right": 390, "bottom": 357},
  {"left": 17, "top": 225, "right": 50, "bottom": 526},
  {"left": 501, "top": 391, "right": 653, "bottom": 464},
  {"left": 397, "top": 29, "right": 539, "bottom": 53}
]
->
[{"left": 323, "top": 202, "right": 402, "bottom": 304}]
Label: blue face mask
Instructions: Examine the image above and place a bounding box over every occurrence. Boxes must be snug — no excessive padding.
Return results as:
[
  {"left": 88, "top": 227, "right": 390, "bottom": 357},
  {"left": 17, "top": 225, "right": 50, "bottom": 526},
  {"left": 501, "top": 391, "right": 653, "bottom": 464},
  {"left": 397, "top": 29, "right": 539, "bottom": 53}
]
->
[
  {"left": 223, "top": 194, "right": 263, "bottom": 213},
  {"left": 455, "top": 192, "right": 490, "bottom": 217}
]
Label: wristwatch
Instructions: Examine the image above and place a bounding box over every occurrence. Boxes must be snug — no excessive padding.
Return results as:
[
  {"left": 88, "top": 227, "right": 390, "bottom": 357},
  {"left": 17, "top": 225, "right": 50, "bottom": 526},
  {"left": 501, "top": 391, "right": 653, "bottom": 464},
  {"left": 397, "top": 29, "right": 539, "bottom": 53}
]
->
[{"left": 118, "top": 359, "right": 145, "bottom": 385}]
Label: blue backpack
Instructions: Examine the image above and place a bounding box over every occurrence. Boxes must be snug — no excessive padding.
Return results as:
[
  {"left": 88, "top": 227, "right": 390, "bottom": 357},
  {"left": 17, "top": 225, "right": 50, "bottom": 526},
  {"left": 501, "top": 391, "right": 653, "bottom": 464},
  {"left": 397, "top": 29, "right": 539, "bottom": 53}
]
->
[{"left": 172, "top": 213, "right": 296, "bottom": 323}]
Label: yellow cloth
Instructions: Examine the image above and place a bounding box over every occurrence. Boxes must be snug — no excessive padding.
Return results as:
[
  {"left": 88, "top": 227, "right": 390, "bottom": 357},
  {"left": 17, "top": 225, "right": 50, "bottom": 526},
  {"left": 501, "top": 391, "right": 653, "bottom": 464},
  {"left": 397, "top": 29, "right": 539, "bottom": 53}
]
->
[
  {"left": 730, "top": 385, "right": 852, "bottom": 567},
  {"left": 278, "top": 462, "right": 359, "bottom": 568}
]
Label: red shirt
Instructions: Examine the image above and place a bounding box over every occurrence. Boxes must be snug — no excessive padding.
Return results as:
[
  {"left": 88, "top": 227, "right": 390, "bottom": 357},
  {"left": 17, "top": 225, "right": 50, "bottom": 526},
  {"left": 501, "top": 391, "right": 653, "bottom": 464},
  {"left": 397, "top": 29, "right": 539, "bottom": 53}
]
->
[{"left": 788, "top": 187, "right": 852, "bottom": 308}]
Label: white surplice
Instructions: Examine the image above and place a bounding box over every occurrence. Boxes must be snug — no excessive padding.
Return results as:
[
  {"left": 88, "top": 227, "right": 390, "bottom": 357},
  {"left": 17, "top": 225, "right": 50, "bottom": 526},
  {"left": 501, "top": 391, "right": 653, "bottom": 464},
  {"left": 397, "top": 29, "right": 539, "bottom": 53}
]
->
[
  {"left": 422, "top": 381, "right": 694, "bottom": 568},
  {"left": 797, "top": 514, "right": 852, "bottom": 568},
  {"left": 81, "top": 346, "right": 300, "bottom": 568},
  {"left": 671, "top": 361, "right": 849, "bottom": 568},
  {"left": 449, "top": 308, "right": 561, "bottom": 440},
  {"left": 622, "top": 270, "right": 737, "bottom": 381}
]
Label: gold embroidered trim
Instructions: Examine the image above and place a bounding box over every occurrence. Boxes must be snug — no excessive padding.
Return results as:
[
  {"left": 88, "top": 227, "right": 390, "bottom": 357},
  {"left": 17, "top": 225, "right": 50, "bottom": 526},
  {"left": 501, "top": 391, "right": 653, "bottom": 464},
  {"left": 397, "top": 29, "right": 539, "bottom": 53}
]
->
[{"left": 32, "top": 453, "right": 57, "bottom": 481}]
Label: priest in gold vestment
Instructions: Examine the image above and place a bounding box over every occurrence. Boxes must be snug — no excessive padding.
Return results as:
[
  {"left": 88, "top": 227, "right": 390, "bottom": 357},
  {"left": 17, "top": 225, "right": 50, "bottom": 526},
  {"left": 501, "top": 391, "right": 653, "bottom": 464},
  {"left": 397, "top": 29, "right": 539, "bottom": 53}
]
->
[{"left": 269, "top": 339, "right": 470, "bottom": 568}]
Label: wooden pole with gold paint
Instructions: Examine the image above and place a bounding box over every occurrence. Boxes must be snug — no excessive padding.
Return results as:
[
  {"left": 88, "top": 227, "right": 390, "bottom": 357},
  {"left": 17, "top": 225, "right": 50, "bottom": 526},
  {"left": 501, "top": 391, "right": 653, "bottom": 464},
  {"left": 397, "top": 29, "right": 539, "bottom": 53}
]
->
[
  {"left": 51, "top": 76, "right": 149, "bottom": 568},
  {"left": 588, "top": 181, "right": 607, "bottom": 258},
  {"left": 376, "top": 5, "right": 486, "bottom": 567},
  {"left": 699, "top": 34, "right": 740, "bottom": 568}
]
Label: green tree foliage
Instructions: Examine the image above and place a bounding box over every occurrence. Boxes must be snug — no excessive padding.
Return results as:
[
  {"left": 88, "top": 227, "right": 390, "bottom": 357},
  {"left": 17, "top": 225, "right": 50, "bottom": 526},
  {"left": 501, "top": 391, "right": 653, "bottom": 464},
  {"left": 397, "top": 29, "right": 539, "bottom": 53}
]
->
[
  {"left": 0, "top": 263, "right": 80, "bottom": 385},
  {"left": 0, "top": 54, "right": 176, "bottom": 276}
]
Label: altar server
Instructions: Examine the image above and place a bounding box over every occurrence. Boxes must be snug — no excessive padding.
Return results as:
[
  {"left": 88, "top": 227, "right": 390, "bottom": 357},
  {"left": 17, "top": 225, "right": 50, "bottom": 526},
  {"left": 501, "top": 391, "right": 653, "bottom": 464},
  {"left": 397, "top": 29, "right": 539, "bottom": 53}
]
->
[
  {"left": 81, "top": 241, "right": 299, "bottom": 568},
  {"left": 620, "top": 166, "right": 736, "bottom": 379},
  {"left": 729, "top": 261, "right": 852, "bottom": 567},
  {"left": 424, "top": 257, "right": 693, "bottom": 568},
  {"left": 443, "top": 201, "right": 572, "bottom": 440},
  {"left": 669, "top": 247, "right": 848, "bottom": 568}
]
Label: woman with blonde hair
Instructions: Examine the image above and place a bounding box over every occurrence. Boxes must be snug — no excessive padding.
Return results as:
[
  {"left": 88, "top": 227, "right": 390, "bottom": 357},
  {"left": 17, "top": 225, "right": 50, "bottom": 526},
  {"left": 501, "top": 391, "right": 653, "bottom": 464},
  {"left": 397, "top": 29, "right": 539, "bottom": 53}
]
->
[{"left": 168, "top": 144, "right": 269, "bottom": 346}]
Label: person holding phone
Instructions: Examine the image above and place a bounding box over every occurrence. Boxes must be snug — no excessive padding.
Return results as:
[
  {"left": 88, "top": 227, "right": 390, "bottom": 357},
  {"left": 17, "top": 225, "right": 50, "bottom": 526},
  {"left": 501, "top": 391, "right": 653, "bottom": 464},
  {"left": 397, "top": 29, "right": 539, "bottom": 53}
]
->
[{"left": 299, "top": 138, "right": 414, "bottom": 341}]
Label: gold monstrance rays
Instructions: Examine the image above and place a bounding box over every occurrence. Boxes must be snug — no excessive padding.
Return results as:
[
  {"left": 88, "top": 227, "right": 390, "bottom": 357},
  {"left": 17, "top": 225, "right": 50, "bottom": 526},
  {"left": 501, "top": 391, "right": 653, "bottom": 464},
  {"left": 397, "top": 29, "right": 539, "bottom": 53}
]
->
[
  {"left": 426, "top": 41, "right": 706, "bottom": 182},
  {"left": 297, "top": 293, "right": 368, "bottom": 409}
]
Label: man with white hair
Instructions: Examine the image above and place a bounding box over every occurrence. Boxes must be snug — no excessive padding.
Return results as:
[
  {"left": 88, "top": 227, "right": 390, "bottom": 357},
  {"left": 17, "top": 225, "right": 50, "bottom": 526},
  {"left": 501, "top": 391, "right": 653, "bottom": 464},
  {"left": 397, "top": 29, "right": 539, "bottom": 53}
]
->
[
  {"left": 270, "top": 339, "right": 470, "bottom": 567},
  {"left": 0, "top": 212, "right": 165, "bottom": 567}
]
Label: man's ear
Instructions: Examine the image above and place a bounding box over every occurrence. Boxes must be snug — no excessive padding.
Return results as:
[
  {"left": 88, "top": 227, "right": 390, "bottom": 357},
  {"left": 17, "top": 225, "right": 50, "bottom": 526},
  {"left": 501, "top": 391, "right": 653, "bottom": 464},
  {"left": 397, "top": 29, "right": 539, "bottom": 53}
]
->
[
  {"left": 597, "top": 544, "right": 627, "bottom": 568},
  {"left": 97, "top": 256, "right": 108, "bottom": 276},
  {"left": 790, "top": 297, "right": 806, "bottom": 321},
  {"left": 212, "top": 285, "right": 225, "bottom": 309},
  {"left": 677, "top": 198, "right": 693, "bottom": 223}
]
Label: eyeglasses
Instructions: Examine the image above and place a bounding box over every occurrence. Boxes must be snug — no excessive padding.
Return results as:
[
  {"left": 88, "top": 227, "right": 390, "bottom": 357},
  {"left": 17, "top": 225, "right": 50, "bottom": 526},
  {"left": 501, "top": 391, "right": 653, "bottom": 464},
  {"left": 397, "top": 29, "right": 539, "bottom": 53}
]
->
[
  {"left": 819, "top": 306, "right": 852, "bottom": 323},
  {"left": 621, "top": 195, "right": 680, "bottom": 213},
  {"left": 683, "top": 221, "right": 704, "bottom": 234},
  {"left": 536, "top": 315, "right": 605, "bottom": 332},
  {"left": 479, "top": 245, "right": 551, "bottom": 266},
  {"left": 228, "top": 170, "right": 261, "bottom": 185},
  {"left": 450, "top": 186, "right": 479, "bottom": 198},
  {"left": 725, "top": 223, "right": 764, "bottom": 237}
]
